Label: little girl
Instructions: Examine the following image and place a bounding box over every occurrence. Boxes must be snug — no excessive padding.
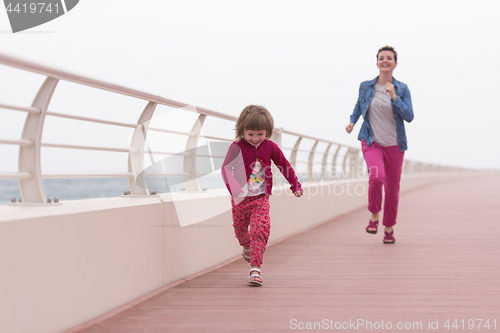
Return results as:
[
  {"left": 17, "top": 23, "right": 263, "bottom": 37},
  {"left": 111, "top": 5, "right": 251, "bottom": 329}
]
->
[{"left": 221, "top": 105, "right": 303, "bottom": 286}]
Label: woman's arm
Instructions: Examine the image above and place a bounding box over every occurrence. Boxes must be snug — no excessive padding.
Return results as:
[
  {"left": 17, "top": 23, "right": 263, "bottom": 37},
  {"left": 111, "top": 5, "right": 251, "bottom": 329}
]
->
[
  {"left": 392, "top": 85, "right": 414, "bottom": 122},
  {"left": 349, "top": 83, "right": 363, "bottom": 125}
]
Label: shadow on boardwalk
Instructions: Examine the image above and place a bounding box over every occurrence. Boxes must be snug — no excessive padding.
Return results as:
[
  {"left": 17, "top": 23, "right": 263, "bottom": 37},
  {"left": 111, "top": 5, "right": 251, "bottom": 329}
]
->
[{"left": 79, "top": 175, "right": 500, "bottom": 332}]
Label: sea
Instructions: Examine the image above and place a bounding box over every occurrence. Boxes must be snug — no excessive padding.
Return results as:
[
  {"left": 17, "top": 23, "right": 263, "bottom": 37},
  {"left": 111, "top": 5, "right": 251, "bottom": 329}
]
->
[{"left": 0, "top": 176, "right": 225, "bottom": 205}]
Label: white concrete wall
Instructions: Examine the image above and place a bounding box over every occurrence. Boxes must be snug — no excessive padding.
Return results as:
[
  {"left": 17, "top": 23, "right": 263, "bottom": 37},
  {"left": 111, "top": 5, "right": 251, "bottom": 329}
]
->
[{"left": 0, "top": 173, "right": 468, "bottom": 333}]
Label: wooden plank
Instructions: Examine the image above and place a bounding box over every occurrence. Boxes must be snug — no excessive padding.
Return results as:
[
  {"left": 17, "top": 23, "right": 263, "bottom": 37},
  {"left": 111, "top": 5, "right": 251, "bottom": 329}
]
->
[{"left": 78, "top": 175, "right": 500, "bottom": 332}]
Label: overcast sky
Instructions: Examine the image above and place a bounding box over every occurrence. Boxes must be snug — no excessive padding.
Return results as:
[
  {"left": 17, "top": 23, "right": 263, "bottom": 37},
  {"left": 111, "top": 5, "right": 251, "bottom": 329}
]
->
[{"left": 1, "top": 0, "right": 500, "bottom": 174}]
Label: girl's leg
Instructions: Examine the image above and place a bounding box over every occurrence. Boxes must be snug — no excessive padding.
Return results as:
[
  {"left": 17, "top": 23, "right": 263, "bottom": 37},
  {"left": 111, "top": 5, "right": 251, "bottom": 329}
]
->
[
  {"left": 231, "top": 198, "right": 251, "bottom": 248},
  {"left": 361, "top": 141, "right": 386, "bottom": 218},
  {"left": 248, "top": 195, "right": 271, "bottom": 268},
  {"left": 381, "top": 146, "right": 405, "bottom": 228}
]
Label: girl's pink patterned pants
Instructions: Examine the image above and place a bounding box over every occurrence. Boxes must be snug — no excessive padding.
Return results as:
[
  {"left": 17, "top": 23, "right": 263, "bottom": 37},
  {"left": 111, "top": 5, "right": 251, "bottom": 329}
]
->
[{"left": 231, "top": 194, "right": 270, "bottom": 267}]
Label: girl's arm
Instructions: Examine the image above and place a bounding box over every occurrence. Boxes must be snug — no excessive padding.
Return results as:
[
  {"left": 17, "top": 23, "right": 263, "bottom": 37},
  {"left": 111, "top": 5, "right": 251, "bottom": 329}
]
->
[{"left": 391, "top": 85, "right": 414, "bottom": 122}]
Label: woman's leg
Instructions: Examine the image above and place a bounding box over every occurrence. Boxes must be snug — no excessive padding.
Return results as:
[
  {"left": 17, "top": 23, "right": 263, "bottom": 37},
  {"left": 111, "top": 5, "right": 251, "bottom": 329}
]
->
[
  {"left": 248, "top": 195, "right": 271, "bottom": 268},
  {"left": 361, "top": 141, "right": 386, "bottom": 219},
  {"left": 381, "top": 146, "right": 405, "bottom": 228}
]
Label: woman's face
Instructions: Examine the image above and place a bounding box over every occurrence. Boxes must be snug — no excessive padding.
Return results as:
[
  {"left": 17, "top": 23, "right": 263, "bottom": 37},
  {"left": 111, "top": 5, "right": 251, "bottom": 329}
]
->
[{"left": 376, "top": 50, "right": 397, "bottom": 73}]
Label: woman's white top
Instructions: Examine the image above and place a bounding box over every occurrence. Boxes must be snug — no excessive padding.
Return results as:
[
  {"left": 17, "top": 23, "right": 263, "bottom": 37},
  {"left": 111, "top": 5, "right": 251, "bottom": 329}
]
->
[{"left": 367, "top": 84, "right": 398, "bottom": 147}]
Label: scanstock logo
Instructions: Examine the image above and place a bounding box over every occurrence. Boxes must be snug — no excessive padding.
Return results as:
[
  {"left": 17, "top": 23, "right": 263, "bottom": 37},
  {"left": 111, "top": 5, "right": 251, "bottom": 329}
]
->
[{"left": 3, "top": 0, "right": 79, "bottom": 33}]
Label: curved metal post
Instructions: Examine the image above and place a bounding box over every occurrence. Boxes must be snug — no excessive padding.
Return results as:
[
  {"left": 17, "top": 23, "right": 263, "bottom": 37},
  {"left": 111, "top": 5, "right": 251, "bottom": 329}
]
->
[
  {"left": 270, "top": 127, "right": 283, "bottom": 147},
  {"left": 290, "top": 136, "right": 302, "bottom": 171},
  {"left": 342, "top": 148, "right": 353, "bottom": 179},
  {"left": 183, "top": 113, "right": 207, "bottom": 191},
  {"left": 352, "top": 150, "right": 362, "bottom": 178},
  {"left": 360, "top": 153, "right": 368, "bottom": 178},
  {"left": 402, "top": 160, "right": 409, "bottom": 174},
  {"left": 331, "top": 145, "right": 341, "bottom": 179},
  {"left": 128, "top": 101, "right": 157, "bottom": 195},
  {"left": 307, "top": 140, "right": 319, "bottom": 182},
  {"left": 414, "top": 161, "right": 420, "bottom": 173},
  {"left": 321, "top": 143, "right": 332, "bottom": 181},
  {"left": 350, "top": 149, "right": 358, "bottom": 178},
  {"left": 406, "top": 161, "right": 412, "bottom": 173},
  {"left": 270, "top": 128, "right": 283, "bottom": 185},
  {"left": 410, "top": 162, "right": 416, "bottom": 173},
  {"left": 18, "top": 77, "right": 59, "bottom": 203},
  {"left": 413, "top": 162, "right": 419, "bottom": 173}
]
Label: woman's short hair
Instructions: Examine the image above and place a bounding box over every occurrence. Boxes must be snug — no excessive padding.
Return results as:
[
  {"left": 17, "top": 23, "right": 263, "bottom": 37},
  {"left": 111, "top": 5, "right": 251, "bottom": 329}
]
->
[
  {"left": 377, "top": 45, "right": 397, "bottom": 62},
  {"left": 235, "top": 105, "right": 274, "bottom": 141}
]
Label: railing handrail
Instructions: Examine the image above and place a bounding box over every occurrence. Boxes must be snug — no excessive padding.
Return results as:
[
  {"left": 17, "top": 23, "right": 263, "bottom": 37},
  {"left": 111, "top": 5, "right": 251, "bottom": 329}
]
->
[{"left": 0, "top": 51, "right": 237, "bottom": 121}]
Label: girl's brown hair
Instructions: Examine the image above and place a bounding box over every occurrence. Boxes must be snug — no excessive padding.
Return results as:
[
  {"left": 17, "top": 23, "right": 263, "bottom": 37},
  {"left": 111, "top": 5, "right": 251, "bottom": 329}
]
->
[{"left": 234, "top": 105, "right": 274, "bottom": 141}]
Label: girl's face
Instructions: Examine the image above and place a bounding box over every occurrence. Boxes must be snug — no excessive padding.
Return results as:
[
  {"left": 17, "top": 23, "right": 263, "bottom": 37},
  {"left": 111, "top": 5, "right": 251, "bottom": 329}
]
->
[
  {"left": 243, "top": 129, "right": 267, "bottom": 147},
  {"left": 376, "top": 50, "right": 397, "bottom": 73}
]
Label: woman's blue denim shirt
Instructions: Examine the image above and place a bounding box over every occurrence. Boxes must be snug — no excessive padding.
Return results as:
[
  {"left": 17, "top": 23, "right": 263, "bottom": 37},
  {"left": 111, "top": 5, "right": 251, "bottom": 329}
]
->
[{"left": 350, "top": 76, "right": 414, "bottom": 151}]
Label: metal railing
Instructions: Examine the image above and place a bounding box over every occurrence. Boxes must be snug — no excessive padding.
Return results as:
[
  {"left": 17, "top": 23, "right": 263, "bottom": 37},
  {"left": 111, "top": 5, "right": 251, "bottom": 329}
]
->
[{"left": 0, "top": 51, "right": 464, "bottom": 204}]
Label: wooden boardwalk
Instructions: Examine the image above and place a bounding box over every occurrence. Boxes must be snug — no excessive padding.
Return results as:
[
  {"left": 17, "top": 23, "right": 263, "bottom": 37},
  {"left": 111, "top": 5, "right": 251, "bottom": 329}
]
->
[{"left": 78, "top": 174, "right": 500, "bottom": 332}]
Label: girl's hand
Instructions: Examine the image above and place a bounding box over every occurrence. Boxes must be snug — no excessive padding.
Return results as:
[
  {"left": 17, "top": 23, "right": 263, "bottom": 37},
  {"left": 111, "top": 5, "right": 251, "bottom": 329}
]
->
[
  {"left": 345, "top": 123, "right": 354, "bottom": 134},
  {"left": 294, "top": 191, "right": 303, "bottom": 198},
  {"left": 385, "top": 83, "right": 397, "bottom": 101}
]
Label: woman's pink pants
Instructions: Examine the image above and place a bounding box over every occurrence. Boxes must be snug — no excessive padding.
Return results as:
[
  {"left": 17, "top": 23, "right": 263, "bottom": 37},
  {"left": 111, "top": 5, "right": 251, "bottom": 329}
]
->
[{"left": 361, "top": 140, "right": 405, "bottom": 227}]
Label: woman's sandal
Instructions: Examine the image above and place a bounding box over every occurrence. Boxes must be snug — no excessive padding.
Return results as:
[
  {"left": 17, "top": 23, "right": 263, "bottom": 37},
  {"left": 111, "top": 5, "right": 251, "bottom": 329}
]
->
[
  {"left": 383, "top": 230, "right": 396, "bottom": 244},
  {"left": 366, "top": 220, "right": 379, "bottom": 234},
  {"left": 247, "top": 268, "right": 263, "bottom": 286},
  {"left": 242, "top": 247, "right": 251, "bottom": 263}
]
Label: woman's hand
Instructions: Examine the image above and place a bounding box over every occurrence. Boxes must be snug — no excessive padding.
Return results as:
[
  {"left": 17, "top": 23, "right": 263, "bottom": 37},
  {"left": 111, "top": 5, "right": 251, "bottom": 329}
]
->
[
  {"left": 294, "top": 191, "right": 303, "bottom": 198},
  {"left": 346, "top": 123, "right": 354, "bottom": 134},
  {"left": 385, "top": 83, "right": 397, "bottom": 101}
]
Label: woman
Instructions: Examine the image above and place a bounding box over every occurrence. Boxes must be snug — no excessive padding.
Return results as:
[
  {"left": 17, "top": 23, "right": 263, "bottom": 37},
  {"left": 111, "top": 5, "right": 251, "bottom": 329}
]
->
[{"left": 346, "top": 46, "right": 414, "bottom": 244}]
